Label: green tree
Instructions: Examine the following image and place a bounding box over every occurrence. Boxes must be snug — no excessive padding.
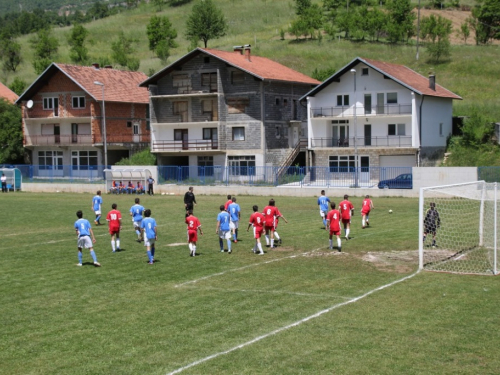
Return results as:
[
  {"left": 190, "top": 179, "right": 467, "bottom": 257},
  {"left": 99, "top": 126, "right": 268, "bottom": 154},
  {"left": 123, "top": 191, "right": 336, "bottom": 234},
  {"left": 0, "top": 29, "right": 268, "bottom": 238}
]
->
[
  {"left": 9, "top": 77, "right": 26, "bottom": 96},
  {"left": 146, "top": 15, "right": 178, "bottom": 62},
  {"left": 471, "top": 0, "right": 500, "bottom": 44},
  {"left": 289, "top": 3, "right": 323, "bottom": 39},
  {"left": 311, "top": 67, "right": 336, "bottom": 81},
  {"left": 0, "top": 37, "right": 22, "bottom": 73},
  {"left": 0, "top": 99, "right": 23, "bottom": 164},
  {"left": 68, "top": 23, "right": 89, "bottom": 64},
  {"left": 386, "top": 0, "right": 416, "bottom": 43},
  {"left": 295, "top": 0, "right": 312, "bottom": 15},
  {"left": 30, "top": 28, "right": 59, "bottom": 74},
  {"left": 456, "top": 21, "right": 470, "bottom": 44},
  {"left": 420, "top": 14, "right": 452, "bottom": 62},
  {"left": 152, "top": 0, "right": 166, "bottom": 11},
  {"left": 185, "top": 0, "right": 228, "bottom": 48},
  {"left": 111, "top": 31, "right": 139, "bottom": 70},
  {"left": 116, "top": 148, "right": 156, "bottom": 166}
]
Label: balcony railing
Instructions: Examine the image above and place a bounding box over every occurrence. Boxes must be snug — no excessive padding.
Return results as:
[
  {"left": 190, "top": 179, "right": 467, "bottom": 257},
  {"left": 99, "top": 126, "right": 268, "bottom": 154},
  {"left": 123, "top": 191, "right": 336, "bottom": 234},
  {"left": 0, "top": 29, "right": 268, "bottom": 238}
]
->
[
  {"left": 311, "top": 136, "right": 412, "bottom": 148},
  {"left": 311, "top": 104, "right": 412, "bottom": 118},
  {"left": 24, "top": 134, "right": 150, "bottom": 146},
  {"left": 152, "top": 139, "right": 219, "bottom": 152}
]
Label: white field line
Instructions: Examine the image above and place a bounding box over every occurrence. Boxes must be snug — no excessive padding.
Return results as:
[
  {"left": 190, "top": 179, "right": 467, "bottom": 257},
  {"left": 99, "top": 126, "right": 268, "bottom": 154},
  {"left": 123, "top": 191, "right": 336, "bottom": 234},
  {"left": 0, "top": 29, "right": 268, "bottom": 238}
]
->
[
  {"left": 180, "top": 285, "right": 354, "bottom": 299},
  {"left": 174, "top": 248, "right": 324, "bottom": 288},
  {"left": 166, "top": 270, "right": 420, "bottom": 375}
]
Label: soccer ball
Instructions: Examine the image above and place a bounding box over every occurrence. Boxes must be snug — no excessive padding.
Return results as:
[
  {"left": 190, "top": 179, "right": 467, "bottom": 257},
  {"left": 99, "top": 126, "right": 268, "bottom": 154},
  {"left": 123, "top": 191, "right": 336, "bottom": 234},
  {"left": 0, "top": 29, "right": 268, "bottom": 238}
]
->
[{"left": 389, "top": 209, "right": 393, "bottom": 213}]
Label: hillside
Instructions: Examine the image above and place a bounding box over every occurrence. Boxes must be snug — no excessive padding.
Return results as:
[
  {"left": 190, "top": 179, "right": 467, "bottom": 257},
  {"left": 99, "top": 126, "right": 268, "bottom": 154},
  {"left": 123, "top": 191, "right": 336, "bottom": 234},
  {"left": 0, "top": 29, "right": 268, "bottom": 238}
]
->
[
  {"left": 0, "top": 0, "right": 97, "bottom": 14},
  {"left": 2, "top": 0, "right": 499, "bottom": 121}
]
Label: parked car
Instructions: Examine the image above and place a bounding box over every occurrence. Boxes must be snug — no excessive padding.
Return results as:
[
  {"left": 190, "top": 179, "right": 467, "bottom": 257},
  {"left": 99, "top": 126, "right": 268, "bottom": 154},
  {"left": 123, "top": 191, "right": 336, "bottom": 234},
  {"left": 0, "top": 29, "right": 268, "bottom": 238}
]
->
[{"left": 378, "top": 173, "right": 413, "bottom": 189}]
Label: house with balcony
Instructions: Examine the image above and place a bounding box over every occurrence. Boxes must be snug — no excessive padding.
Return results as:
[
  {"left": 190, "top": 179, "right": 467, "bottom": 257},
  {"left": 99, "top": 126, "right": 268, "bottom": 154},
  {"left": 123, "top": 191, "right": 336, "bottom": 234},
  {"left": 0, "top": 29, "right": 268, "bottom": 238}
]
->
[
  {"left": 300, "top": 57, "right": 462, "bottom": 182},
  {"left": 139, "top": 46, "right": 320, "bottom": 180},
  {"left": 16, "top": 63, "right": 150, "bottom": 178}
]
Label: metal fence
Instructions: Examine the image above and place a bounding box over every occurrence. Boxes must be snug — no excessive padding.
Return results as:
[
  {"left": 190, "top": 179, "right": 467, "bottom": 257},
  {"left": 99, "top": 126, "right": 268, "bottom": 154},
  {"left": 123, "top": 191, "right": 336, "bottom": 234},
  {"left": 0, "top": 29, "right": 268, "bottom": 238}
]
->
[{"left": 3, "top": 164, "right": 418, "bottom": 188}]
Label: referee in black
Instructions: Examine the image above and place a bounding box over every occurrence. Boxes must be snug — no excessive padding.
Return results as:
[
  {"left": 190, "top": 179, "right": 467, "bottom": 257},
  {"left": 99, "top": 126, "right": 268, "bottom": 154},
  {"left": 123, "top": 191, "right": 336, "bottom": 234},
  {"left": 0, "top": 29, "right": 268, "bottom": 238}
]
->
[{"left": 184, "top": 186, "right": 197, "bottom": 213}]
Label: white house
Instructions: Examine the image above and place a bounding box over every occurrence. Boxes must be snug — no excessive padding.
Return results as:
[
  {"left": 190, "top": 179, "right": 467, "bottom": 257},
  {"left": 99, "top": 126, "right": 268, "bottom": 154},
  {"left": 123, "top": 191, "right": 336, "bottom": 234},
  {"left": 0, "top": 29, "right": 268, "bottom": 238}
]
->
[{"left": 300, "top": 57, "right": 462, "bottom": 172}]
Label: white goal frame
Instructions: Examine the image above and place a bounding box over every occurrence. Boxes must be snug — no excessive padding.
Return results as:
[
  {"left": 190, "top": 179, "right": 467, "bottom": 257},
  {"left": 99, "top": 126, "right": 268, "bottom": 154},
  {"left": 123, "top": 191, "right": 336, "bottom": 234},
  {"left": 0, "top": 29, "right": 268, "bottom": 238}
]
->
[{"left": 419, "top": 181, "right": 499, "bottom": 276}]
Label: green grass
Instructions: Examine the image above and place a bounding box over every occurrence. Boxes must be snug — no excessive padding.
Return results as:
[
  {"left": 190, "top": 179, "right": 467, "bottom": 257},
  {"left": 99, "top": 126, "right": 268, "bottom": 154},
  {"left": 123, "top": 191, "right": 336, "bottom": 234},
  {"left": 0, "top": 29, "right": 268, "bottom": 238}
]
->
[{"left": 0, "top": 192, "right": 499, "bottom": 374}]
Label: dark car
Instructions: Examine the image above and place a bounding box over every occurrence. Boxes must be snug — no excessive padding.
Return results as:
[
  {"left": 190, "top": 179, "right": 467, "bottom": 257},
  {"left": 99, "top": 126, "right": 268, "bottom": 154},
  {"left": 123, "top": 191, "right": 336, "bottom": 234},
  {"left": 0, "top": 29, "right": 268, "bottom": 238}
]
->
[{"left": 378, "top": 173, "right": 413, "bottom": 189}]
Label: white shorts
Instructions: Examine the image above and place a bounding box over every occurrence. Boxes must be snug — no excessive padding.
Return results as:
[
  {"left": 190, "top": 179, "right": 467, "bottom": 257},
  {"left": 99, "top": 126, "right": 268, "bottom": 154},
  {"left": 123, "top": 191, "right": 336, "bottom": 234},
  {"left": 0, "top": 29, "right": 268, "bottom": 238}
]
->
[
  {"left": 218, "top": 230, "right": 231, "bottom": 240},
  {"left": 95, "top": 210, "right": 101, "bottom": 215},
  {"left": 133, "top": 220, "right": 142, "bottom": 228},
  {"left": 230, "top": 220, "right": 239, "bottom": 230},
  {"left": 77, "top": 236, "right": 93, "bottom": 249},
  {"left": 320, "top": 209, "right": 327, "bottom": 218},
  {"left": 144, "top": 237, "right": 156, "bottom": 247}
]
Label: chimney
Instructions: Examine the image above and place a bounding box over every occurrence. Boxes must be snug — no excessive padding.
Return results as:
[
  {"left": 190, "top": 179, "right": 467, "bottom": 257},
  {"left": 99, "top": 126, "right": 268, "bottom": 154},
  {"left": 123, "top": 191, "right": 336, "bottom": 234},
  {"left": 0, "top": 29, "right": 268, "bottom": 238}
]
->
[
  {"left": 243, "top": 44, "right": 251, "bottom": 61},
  {"left": 233, "top": 45, "right": 244, "bottom": 55},
  {"left": 429, "top": 75, "right": 436, "bottom": 91},
  {"left": 92, "top": 63, "right": 100, "bottom": 69}
]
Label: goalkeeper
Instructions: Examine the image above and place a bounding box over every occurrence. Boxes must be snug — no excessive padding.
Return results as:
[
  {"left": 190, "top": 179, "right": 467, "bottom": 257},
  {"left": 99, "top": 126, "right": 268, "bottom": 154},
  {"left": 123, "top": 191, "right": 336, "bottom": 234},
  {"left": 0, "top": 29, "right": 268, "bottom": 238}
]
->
[{"left": 423, "top": 202, "right": 440, "bottom": 248}]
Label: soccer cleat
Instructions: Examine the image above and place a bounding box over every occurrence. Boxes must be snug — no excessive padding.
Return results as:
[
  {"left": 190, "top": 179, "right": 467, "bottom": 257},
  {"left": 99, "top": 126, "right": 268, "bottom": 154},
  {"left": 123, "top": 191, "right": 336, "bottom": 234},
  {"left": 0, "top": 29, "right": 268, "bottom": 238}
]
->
[
  {"left": 94, "top": 220, "right": 97, "bottom": 224},
  {"left": 252, "top": 249, "right": 256, "bottom": 253},
  {"left": 338, "top": 248, "right": 342, "bottom": 252},
  {"left": 258, "top": 251, "right": 264, "bottom": 255},
  {"left": 329, "top": 246, "right": 333, "bottom": 250},
  {"left": 228, "top": 250, "right": 232, "bottom": 254},
  {"left": 112, "top": 250, "right": 116, "bottom": 253},
  {"left": 366, "top": 222, "right": 369, "bottom": 226},
  {"left": 362, "top": 226, "right": 365, "bottom": 229},
  {"left": 279, "top": 239, "right": 282, "bottom": 245},
  {"left": 220, "top": 249, "right": 224, "bottom": 252},
  {"left": 345, "top": 236, "right": 349, "bottom": 240},
  {"left": 148, "top": 261, "right": 154, "bottom": 265},
  {"left": 136, "top": 239, "right": 141, "bottom": 243},
  {"left": 77, "top": 263, "right": 82, "bottom": 267},
  {"left": 94, "top": 262, "right": 101, "bottom": 267}
]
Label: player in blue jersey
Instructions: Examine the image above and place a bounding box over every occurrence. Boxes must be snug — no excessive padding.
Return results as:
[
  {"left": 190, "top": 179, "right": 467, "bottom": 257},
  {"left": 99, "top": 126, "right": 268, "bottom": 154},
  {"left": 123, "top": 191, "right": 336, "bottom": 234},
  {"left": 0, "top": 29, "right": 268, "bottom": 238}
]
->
[
  {"left": 140, "top": 209, "right": 157, "bottom": 265},
  {"left": 74, "top": 210, "right": 100, "bottom": 267},
  {"left": 92, "top": 190, "right": 103, "bottom": 225},
  {"left": 228, "top": 197, "right": 241, "bottom": 243},
  {"left": 317, "top": 190, "right": 331, "bottom": 228},
  {"left": 216, "top": 204, "right": 232, "bottom": 253},
  {"left": 130, "top": 197, "right": 145, "bottom": 243}
]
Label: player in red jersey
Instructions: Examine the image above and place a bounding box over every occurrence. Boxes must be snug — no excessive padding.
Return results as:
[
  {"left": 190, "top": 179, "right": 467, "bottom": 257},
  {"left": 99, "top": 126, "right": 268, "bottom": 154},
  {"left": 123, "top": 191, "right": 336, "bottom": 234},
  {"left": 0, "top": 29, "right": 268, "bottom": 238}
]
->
[
  {"left": 339, "top": 194, "right": 354, "bottom": 240},
  {"left": 106, "top": 203, "right": 122, "bottom": 252},
  {"left": 224, "top": 195, "right": 232, "bottom": 211},
  {"left": 263, "top": 199, "right": 279, "bottom": 248},
  {"left": 361, "top": 194, "right": 374, "bottom": 229},
  {"left": 247, "top": 205, "right": 265, "bottom": 255},
  {"left": 185, "top": 210, "right": 203, "bottom": 257},
  {"left": 326, "top": 202, "right": 342, "bottom": 252}
]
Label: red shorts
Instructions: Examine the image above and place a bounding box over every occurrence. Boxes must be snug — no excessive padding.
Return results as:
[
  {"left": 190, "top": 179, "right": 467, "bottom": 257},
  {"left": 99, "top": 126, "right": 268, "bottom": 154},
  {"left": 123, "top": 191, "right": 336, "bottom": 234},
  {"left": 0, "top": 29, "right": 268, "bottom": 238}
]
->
[
  {"left": 361, "top": 210, "right": 370, "bottom": 215},
  {"left": 109, "top": 226, "right": 120, "bottom": 235},
  {"left": 188, "top": 230, "right": 198, "bottom": 243},
  {"left": 341, "top": 219, "right": 350, "bottom": 224},
  {"left": 254, "top": 227, "right": 264, "bottom": 239},
  {"left": 330, "top": 229, "right": 341, "bottom": 236},
  {"left": 264, "top": 225, "right": 274, "bottom": 232}
]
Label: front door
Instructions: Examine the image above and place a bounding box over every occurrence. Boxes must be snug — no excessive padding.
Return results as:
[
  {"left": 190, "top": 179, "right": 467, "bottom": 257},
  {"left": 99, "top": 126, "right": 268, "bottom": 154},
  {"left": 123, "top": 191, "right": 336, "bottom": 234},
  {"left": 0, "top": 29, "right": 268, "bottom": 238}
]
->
[
  {"left": 133, "top": 123, "right": 140, "bottom": 143},
  {"left": 71, "top": 123, "right": 78, "bottom": 143},
  {"left": 377, "top": 93, "right": 384, "bottom": 114},
  {"left": 364, "top": 94, "right": 372, "bottom": 115},
  {"left": 359, "top": 156, "right": 370, "bottom": 185},
  {"left": 333, "top": 125, "right": 349, "bottom": 147},
  {"left": 364, "top": 124, "right": 372, "bottom": 146}
]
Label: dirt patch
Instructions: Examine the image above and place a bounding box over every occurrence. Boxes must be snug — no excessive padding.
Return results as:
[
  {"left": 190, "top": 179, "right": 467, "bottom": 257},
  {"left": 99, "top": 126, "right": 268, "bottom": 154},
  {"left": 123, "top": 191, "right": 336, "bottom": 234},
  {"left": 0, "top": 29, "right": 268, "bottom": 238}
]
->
[
  {"left": 270, "top": 246, "right": 295, "bottom": 252},
  {"left": 359, "top": 250, "right": 419, "bottom": 273},
  {"left": 304, "top": 250, "right": 346, "bottom": 257}
]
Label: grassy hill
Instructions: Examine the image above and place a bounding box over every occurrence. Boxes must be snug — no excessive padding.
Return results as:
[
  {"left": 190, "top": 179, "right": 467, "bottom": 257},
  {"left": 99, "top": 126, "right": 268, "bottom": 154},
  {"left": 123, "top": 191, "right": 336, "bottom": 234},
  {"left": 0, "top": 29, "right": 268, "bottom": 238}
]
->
[{"left": 3, "top": 0, "right": 499, "bottom": 120}]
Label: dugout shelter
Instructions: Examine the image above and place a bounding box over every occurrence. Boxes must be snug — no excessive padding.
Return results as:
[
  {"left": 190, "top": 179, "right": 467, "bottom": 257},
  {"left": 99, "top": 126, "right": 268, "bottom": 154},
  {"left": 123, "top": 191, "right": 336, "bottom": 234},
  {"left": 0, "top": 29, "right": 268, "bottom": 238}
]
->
[
  {"left": 104, "top": 168, "right": 153, "bottom": 193},
  {"left": 0, "top": 168, "right": 22, "bottom": 191}
]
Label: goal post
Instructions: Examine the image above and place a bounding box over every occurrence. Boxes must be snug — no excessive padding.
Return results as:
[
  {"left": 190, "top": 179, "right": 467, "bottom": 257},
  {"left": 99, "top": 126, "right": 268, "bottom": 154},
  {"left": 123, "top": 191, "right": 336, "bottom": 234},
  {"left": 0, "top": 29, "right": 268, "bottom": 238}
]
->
[{"left": 419, "top": 181, "right": 499, "bottom": 276}]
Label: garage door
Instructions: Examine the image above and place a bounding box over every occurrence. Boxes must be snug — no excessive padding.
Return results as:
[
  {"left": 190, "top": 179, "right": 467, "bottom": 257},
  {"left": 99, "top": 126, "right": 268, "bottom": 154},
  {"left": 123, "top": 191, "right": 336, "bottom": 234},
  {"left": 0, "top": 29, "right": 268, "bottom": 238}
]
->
[{"left": 380, "top": 155, "right": 416, "bottom": 167}]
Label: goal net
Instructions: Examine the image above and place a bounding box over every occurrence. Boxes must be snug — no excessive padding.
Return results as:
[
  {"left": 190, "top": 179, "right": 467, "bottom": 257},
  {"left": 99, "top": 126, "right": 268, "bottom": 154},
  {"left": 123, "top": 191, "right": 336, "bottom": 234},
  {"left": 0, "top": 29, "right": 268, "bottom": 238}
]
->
[{"left": 419, "top": 181, "right": 499, "bottom": 275}]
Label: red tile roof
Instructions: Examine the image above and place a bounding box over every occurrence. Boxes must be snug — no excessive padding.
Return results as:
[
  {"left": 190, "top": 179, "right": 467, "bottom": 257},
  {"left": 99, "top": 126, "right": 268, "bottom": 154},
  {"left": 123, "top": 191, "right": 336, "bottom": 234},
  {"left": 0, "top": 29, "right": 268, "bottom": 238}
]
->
[
  {"left": 55, "top": 64, "right": 149, "bottom": 103},
  {"left": 361, "top": 58, "right": 462, "bottom": 100},
  {"left": 202, "top": 48, "right": 321, "bottom": 85},
  {"left": 0, "top": 81, "right": 18, "bottom": 104}
]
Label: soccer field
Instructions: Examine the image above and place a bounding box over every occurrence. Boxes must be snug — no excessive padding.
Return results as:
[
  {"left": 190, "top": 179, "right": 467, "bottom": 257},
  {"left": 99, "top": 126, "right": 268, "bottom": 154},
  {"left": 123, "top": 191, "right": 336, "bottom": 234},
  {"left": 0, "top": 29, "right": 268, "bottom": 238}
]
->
[{"left": 1, "top": 192, "right": 498, "bottom": 374}]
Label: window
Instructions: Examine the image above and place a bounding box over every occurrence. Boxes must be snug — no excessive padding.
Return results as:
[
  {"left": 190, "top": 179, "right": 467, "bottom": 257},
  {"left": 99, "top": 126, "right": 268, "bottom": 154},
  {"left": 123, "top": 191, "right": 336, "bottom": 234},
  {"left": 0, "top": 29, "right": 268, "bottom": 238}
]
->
[
  {"left": 127, "top": 121, "right": 132, "bottom": 128},
  {"left": 72, "top": 96, "right": 85, "bottom": 108},
  {"left": 71, "top": 150, "right": 98, "bottom": 170},
  {"left": 329, "top": 155, "right": 355, "bottom": 172},
  {"left": 203, "top": 57, "right": 210, "bottom": 64},
  {"left": 361, "top": 68, "right": 369, "bottom": 76},
  {"left": 232, "top": 127, "right": 245, "bottom": 141},
  {"left": 276, "top": 126, "right": 281, "bottom": 138},
  {"left": 228, "top": 155, "right": 255, "bottom": 176},
  {"left": 174, "top": 129, "right": 187, "bottom": 141},
  {"left": 337, "top": 95, "right": 349, "bottom": 106},
  {"left": 173, "top": 74, "right": 191, "bottom": 93},
  {"left": 231, "top": 70, "right": 245, "bottom": 85},
  {"left": 173, "top": 101, "right": 188, "bottom": 122},
  {"left": 203, "top": 127, "right": 218, "bottom": 149},
  {"left": 388, "top": 124, "right": 405, "bottom": 136},
  {"left": 439, "top": 123, "right": 443, "bottom": 136},
  {"left": 387, "top": 92, "right": 398, "bottom": 104},
  {"left": 201, "top": 72, "right": 217, "bottom": 92},
  {"left": 283, "top": 98, "right": 288, "bottom": 106},
  {"left": 38, "top": 150, "right": 63, "bottom": 170},
  {"left": 198, "top": 156, "right": 213, "bottom": 167},
  {"left": 201, "top": 99, "right": 218, "bottom": 121},
  {"left": 43, "top": 97, "right": 59, "bottom": 116},
  {"left": 227, "top": 97, "right": 249, "bottom": 114},
  {"left": 133, "top": 123, "right": 139, "bottom": 135},
  {"left": 275, "top": 97, "right": 280, "bottom": 106}
]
